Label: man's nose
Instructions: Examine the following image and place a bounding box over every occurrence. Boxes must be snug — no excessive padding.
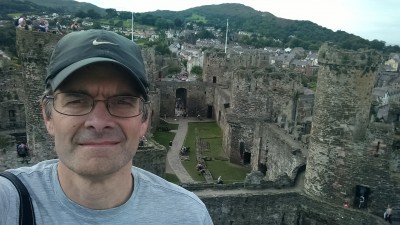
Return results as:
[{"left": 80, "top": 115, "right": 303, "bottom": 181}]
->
[{"left": 84, "top": 100, "right": 115, "bottom": 130}]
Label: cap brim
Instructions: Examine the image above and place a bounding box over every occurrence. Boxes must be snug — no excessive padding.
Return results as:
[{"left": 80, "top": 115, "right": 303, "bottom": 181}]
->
[{"left": 48, "top": 57, "right": 148, "bottom": 100}]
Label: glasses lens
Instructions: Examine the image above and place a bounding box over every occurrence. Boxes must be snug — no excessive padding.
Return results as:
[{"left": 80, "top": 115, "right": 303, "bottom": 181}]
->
[
  {"left": 52, "top": 93, "right": 144, "bottom": 117},
  {"left": 54, "top": 93, "right": 92, "bottom": 116},
  {"left": 108, "top": 96, "right": 142, "bottom": 117}
]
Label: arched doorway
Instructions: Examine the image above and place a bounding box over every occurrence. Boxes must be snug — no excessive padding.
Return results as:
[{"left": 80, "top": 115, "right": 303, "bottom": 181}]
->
[{"left": 175, "top": 88, "right": 187, "bottom": 117}]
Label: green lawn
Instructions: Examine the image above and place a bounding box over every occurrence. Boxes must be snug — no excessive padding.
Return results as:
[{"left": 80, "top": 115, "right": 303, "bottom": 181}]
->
[
  {"left": 153, "top": 121, "right": 250, "bottom": 184},
  {"left": 182, "top": 122, "right": 250, "bottom": 183},
  {"left": 153, "top": 121, "right": 179, "bottom": 183},
  {"left": 153, "top": 121, "right": 179, "bottom": 149},
  {"left": 153, "top": 131, "right": 175, "bottom": 149}
]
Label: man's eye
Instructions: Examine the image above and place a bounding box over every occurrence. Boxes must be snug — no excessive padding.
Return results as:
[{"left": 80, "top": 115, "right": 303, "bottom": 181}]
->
[
  {"left": 63, "top": 97, "right": 90, "bottom": 106},
  {"left": 112, "top": 97, "right": 137, "bottom": 107}
]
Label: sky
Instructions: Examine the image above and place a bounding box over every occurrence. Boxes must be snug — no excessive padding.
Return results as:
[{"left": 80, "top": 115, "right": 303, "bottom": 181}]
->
[{"left": 75, "top": 0, "right": 400, "bottom": 46}]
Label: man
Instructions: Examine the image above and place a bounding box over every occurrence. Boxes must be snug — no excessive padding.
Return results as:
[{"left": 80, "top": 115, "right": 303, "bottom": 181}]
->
[
  {"left": 0, "top": 30, "right": 213, "bottom": 225},
  {"left": 17, "top": 16, "right": 26, "bottom": 29},
  {"left": 385, "top": 204, "right": 393, "bottom": 224},
  {"left": 56, "top": 19, "right": 64, "bottom": 35}
]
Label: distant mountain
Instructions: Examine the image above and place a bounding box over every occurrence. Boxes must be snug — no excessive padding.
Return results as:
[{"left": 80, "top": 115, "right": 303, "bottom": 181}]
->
[
  {"left": 27, "top": 0, "right": 106, "bottom": 15},
  {"left": 146, "top": 3, "right": 392, "bottom": 51},
  {"left": 1, "top": 1, "right": 398, "bottom": 53}
]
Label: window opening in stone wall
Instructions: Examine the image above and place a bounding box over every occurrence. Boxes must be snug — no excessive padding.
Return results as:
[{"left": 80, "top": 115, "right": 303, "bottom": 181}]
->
[
  {"left": 376, "top": 141, "right": 380, "bottom": 154},
  {"left": 9, "top": 110, "right": 16, "bottom": 122},
  {"left": 258, "top": 163, "right": 267, "bottom": 175},
  {"left": 239, "top": 141, "right": 245, "bottom": 159},
  {"left": 224, "top": 103, "right": 230, "bottom": 109},
  {"left": 175, "top": 88, "right": 187, "bottom": 117},
  {"left": 207, "top": 105, "right": 213, "bottom": 118},
  {"left": 354, "top": 185, "right": 370, "bottom": 209},
  {"left": 293, "top": 165, "right": 306, "bottom": 186},
  {"left": 243, "top": 152, "right": 251, "bottom": 165},
  {"left": 213, "top": 76, "right": 216, "bottom": 83}
]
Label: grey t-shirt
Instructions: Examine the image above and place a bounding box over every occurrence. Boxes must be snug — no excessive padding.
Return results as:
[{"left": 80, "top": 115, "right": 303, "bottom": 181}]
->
[{"left": 0, "top": 160, "right": 213, "bottom": 225}]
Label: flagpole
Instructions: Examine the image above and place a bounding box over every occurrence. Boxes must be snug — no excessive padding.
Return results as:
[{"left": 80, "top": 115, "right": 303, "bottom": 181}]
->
[
  {"left": 225, "top": 19, "right": 228, "bottom": 53},
  {"left": 131, "top": 11, "right": 134, "bottom": 42}
]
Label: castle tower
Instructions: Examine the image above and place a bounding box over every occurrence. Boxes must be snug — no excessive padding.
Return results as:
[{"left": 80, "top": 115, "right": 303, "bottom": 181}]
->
[
  {"left": 304, "top": 43, "right": 384, "bottom": 207},
  {"left": 15, "top": 30, "right": 61, "bottom": 162}
]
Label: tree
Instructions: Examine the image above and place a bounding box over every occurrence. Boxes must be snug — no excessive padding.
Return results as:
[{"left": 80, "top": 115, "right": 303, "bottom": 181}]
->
[
  {"left": 105, "top": 8, "right": 118, "bottom": 18},
  {"left": 119, "top": 11, "right": 133, "bottom": 20},
  {"left": 87, "top": 9, "right": 101, "bottom": 19},
  {"left": 155, "top": 18, "right": 173, "bottom": 30},
  {"left": 114, "top": 20, "right": 123, "bottom": 27},
  {"left": 191, "top": 65, "right": 203, "bottom": 75},
  {"left": 92, "top": 22, "right": 102, "bottom": 29},
  {"left": 155, "top": 43, "right": 171, "bottom": 55},
  {"left": 75, "top": 10, "right": 86, "bottom": 18},
  {"left": 174, "top": 18, "right": 184, "bottom": 28},
  {"left": 370, "top": 39, "right": 385, "bottom": 51}
]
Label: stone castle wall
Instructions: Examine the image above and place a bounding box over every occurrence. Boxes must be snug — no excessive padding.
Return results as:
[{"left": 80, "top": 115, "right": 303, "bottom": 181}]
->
[
  {"left": 156, "top": 81, "right": 207, "bottom": 117},
  {"left": 0, "top": 62, "right": 25, "bottom": 133},
  {"left": 261, "top": 123, "right": 306, "bottom": 185},
  {"left": 304, "top": 43, "right": 397, "bottom": 215},
  {"left": 200, "top": 191, "right": 386, "bottom": 225},
  {"left": 202, "top": 51, "right": 270, "bottom": 86},
  {"left": 16, "top": 29, "right": 62, "bottom": 162}
]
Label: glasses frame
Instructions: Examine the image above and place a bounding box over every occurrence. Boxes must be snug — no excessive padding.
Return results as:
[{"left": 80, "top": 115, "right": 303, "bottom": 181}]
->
[{"left": 46, "top": 92, "right": 148, "bottom": 118}]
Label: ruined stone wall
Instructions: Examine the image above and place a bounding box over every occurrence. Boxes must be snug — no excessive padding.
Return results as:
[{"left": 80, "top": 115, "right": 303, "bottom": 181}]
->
[
  {"left": 228, "top": 50, "right": 269, "bottom": 69},
  {"left": 260, "top": 124, "right": 306, "bottom": 185},
  {"left": 142, "top": 48, "right": 180, "bottom": 85},
  {"left": 148, "top": 89, "right": 160, "bottom": 132},
  {"left": 0, "top": 63, "right": 25, "bottom": 132},
  {"left": 304, "top": 43, "right": 385, "bottom": 210},
  {"left": 202, "top": 51, "right": 229, "bottom": 84},
  {"left": 16, "top": 29, "right": 61, "bottom": 163},
  {"left": 199, "top": 191, "right": 385, "bottom": 225},
  {"left": 156, "top": 81, "right": 207, "bottom": 117},
  {"left": 230, "top": 68, "right": 301, "bottom": 123},
  {"left": 214, "top": 87, "right": 231, "bottom": 126},
  {"left": 133, "top": 139, "right": 166, "bottom": 177},
  {"left": 225, "top": 117, "right": 256, "bottom": 164},
  {"left": 202, "top": 51, "right": 270, "bottom": 86},
  {"left": 142, "top": 48, "right": 158, "bottom": 85},
  {"left": 362, "top": 123, "right": 400, "bottom": 215}
]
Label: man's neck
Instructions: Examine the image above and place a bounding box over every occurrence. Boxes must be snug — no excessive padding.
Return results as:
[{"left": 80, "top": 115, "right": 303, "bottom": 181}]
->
[{"left": 57, "top": 163, "right": 134, "bottom": 209}]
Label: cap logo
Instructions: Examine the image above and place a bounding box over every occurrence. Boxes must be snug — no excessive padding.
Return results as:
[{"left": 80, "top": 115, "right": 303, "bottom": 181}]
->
[{"left": 92, "top": 39, "right": 118, "bottom": 46}]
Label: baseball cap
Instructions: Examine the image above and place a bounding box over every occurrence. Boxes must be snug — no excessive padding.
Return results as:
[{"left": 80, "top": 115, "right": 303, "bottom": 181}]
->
[{"left": 46, "top": 29, "right": 149, "bottom": 101}]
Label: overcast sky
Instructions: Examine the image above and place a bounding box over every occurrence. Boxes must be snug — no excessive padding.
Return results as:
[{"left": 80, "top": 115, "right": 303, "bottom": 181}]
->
[{"left": 75, "top": 0, "right": 400, "bottom": 46}]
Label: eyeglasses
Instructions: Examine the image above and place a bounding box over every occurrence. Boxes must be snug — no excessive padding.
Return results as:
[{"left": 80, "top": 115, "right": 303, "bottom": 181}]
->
[{"left": 46, "top": 92, "right": 146, "bottom": 118}]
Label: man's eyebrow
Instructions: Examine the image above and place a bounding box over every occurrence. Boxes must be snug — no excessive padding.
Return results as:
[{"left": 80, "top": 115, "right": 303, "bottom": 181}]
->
[{"left": 57, "top": 88, "right": 139, "bottom": 97}]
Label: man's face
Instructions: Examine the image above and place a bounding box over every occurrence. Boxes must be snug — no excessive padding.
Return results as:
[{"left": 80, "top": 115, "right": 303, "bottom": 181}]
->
[{"left": 43, "top": 63, "right": 148, "bottom": 177}]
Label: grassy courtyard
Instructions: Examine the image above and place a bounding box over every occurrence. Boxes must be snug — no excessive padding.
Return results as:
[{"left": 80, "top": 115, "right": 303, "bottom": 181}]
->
[
  {"left": 182, "top": 122, "right": 250, "bottom": 183},
  {"left": 153, "top": 120, "right": 250, "bottom": 184}
]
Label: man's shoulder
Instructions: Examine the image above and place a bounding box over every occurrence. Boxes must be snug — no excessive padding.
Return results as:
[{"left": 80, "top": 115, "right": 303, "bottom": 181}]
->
[{"left": 6, "top": 160, "right": 58, "bottom": 182}]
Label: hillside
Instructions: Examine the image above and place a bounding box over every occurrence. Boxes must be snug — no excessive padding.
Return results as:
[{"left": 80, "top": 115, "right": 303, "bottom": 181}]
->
[
  {"left": 1, "top": 1, "right": 398, "bottom": 54},
  {"left": 147, "top": 3, "right": 382, "bottom": 51}
]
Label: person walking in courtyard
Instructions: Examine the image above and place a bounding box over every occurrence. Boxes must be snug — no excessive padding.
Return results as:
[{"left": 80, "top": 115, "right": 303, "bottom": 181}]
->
[
  {"left": 0, "top": 29, "right": 213, "bottom": 225},
  {"left": 384, "top": 204, "right": 392, "bottom": 224}
]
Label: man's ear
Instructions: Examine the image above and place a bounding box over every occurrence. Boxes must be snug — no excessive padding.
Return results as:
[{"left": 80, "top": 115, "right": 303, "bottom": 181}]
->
[
  {"left": 42, "top": 102, "right": 55, "bottom": 136},
  {"left": 139, "top": 118, "right": 149, "bottom": 137}
]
